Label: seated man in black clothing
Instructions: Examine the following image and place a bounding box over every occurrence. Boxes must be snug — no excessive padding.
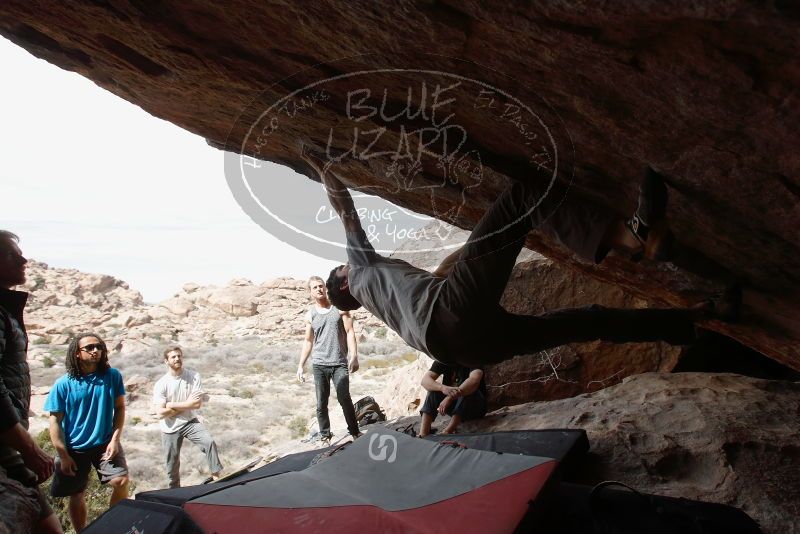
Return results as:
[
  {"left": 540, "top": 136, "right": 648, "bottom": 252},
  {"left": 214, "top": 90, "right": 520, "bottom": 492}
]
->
[
  {"left": 419, "top": 361, "right": 486, "bottom": 437},
  {"left": 301, "top": 146, "right": 734, "bottom": 368}
]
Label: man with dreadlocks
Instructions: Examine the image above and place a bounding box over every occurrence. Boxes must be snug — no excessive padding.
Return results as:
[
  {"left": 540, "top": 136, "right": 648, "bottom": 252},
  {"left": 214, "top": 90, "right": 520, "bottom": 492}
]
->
[
  {"left": 45, "top": 333, "right": 130, "bottom": 531},
  {"left": 0, "top": 230, "right": 63, "bottom": 533}
]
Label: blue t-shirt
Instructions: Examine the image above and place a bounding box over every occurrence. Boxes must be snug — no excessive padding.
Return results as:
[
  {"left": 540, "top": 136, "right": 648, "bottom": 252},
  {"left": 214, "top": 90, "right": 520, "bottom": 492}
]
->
[{"left": 44, "top": 368, "right": 125, "bottom": 451}]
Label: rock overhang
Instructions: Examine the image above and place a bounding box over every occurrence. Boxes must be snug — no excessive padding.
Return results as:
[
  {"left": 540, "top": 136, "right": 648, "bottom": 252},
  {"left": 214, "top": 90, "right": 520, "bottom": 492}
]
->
[{"left": 1, "top": 1, "right": 797, "bottom": 367}]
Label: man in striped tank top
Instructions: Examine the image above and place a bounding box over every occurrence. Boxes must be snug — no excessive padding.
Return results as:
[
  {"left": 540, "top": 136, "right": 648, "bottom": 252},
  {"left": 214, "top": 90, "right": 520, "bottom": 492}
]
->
[{"left": 297, "top": 277, "right": 361, "bottom": 444}]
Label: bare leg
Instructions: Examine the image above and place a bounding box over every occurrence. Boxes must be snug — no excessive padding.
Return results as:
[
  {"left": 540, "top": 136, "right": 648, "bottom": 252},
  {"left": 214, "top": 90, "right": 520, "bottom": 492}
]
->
[
  {"left": 68, "top": 492, "right": 87, "bottom": 532},
  {"left": 108, "top": 475, "right": 129, "bottom": 506},
  {"left": 34, "top": 513, "right": 63, "bottom": 534},
  {"left": 443, "top": 415, "right": 462, "bottom": 434},
  {"left": 418, "top": 413, "right": 435, "bottom": 438}
]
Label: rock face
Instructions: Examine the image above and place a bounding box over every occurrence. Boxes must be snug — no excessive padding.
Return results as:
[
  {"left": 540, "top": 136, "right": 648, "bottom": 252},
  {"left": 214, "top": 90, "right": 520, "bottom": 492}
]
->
[
  {"left": 489, "top": 257, "right": 682, "bottom": 407},
  {"left": 23, "top": 261, "right": 145, "bottom": 351},
  {"left": 374, "top": 353, "right": 433, "bottom": 419},
  {"left": 388, "top": 372, "right": 800, "bottom": 534},
  {"left": 24, "top": 261, "right": 143, "bottom": 314},
  {"left": 1, "top": 2, "right": 797, "bottom": 369}
]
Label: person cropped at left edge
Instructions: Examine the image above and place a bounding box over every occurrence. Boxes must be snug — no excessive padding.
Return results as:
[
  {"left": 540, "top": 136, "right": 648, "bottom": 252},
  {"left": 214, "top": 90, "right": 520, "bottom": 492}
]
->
[
  {"left": 0, "top": 230, "right": 63, "bottom": 533},
  {"left": 45, "top": 333, "right": 130, "bottom": 532}
]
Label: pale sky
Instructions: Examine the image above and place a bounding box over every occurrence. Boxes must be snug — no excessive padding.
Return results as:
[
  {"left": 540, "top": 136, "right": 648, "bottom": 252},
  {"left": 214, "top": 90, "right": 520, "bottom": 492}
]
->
[{"left": 0, "top": 37, "right": 345, "bottom": 302}]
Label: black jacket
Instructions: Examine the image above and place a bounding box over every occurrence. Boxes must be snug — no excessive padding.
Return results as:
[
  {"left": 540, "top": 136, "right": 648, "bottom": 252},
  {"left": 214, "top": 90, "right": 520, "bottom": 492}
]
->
[{"left": 0, "top": 288, "right": 30, "bottom": 432}]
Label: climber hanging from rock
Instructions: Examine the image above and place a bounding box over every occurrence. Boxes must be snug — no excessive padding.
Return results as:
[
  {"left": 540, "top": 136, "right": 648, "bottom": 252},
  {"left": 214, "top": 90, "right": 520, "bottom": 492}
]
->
[{"left": 301, "top": 145, "right": 738, "bottom": 367}]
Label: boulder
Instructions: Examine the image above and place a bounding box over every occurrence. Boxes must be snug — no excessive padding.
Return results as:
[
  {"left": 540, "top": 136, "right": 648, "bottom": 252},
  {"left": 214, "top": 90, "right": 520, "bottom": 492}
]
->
[
  {"left": 488, "top": 255, "right": 682, "bottom": 407},
  {"left": 124, "top": 375, "right": 150, "bottom": 393},
  {"left": 264, "top": 278, "right": 307, "bottom": 290},
  {"left": 50, "top": 334, "right": 70, "bottom": 346},
  {"left": 159, "top": 297, "right": 195, "bottom": 317},
  {"left": 375, "top": 353, "right": 432, "bottom": 419},
  {"left": 125, "top": 312, "right": 153, "bottom": 328},
  {"left": 116, "top": 339, "right": 154, "bottom": 356},
  {"left": 182, "top": 282, "right": 200, "bottom": 293},
  {"left": 205, "top": 286, "right": 267, "bottom": 317},
  {"left": 389, "top": 372, "right": 800, "bottom": 534}
]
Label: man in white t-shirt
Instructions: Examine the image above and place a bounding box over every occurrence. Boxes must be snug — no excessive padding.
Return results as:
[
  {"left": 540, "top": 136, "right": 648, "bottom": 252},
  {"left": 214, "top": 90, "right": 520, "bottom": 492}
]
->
[{"left": 152, "top": 347, "right": 223, "bottom": 488}]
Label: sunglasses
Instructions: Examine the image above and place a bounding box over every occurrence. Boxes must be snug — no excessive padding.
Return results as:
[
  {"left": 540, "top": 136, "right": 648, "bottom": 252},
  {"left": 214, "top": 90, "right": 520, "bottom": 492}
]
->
[{"left": 79, "top": 343, "right": 104, "bottom": 353}]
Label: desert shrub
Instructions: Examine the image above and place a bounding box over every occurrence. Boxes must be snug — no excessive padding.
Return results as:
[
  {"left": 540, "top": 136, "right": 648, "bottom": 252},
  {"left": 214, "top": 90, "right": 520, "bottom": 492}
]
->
[
  {"left": 373, "top": 327, "right": 387, "bottom": 339},
  {"left": 287, "top": 415, "right": 308, "bottom": 439},
  {"left": 33, "top": 336, "right": 51, "bottom": 345},
  {"left": 229, "top": 388, "right": 255, "bottom": 399},
  {"left": 42, "top": 356, "right": 56, "bottom": 368},
  {"left": 131, "top": 416, "right": 142, "bottom": 426},
  {"left": 34, "top": 429, "right": 135, "bottom": 533},
  {"left": 362, "top": 357, "right": 395, "bottom": 370}
]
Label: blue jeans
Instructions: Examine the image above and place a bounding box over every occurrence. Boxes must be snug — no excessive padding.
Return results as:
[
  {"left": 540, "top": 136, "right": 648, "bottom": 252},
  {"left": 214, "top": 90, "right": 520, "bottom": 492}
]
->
[{"left": 313, "top": 364, "right": 359, "bottom": 438}]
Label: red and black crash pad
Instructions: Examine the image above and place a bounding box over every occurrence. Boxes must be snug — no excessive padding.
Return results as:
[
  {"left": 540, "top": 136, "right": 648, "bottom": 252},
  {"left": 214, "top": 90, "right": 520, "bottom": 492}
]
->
[
  {"left": 183, "top": 427, "right": 562, "bottom": 533},
  {"left": 136, "top": 445, "right": 334, "bottom": 507},
  {"left": 137, "top": 428, "right": 588, "bottom": 509},
  {"left": 81, "top": 498, "right": 203, "bottom": 534},
  {"left": 92, "top": 428, "right": 587, "bottom": 533}
]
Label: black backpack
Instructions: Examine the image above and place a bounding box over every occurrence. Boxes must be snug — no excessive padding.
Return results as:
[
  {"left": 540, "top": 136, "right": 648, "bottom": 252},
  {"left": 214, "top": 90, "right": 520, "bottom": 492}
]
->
[{"left": 353, "top": 396, "right": 386, "bottom": 427}]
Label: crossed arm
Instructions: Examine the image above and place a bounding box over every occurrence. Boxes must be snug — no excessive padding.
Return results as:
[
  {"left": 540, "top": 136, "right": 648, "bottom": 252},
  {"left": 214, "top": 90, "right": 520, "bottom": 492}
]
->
[
  {"left": 421, "top": 368, "right": 483, "bottom": 414},
  {"left": 421, "top": 369, "right": 483, "bottom": 396},
  {"left": 155, "top": 391, "right": 203, "bottom": 419}
]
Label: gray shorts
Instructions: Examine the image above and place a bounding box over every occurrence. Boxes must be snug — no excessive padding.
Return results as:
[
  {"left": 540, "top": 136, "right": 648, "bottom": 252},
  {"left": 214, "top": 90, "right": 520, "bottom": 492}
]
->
[{"left": 51, "top": 443, "right": 128, "bottom": 497}]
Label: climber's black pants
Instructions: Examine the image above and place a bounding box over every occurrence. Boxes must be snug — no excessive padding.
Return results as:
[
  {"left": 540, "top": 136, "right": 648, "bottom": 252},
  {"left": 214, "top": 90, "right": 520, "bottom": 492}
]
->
[{"left": 427, "top": 178, "right": 697, "bottom": 367}]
